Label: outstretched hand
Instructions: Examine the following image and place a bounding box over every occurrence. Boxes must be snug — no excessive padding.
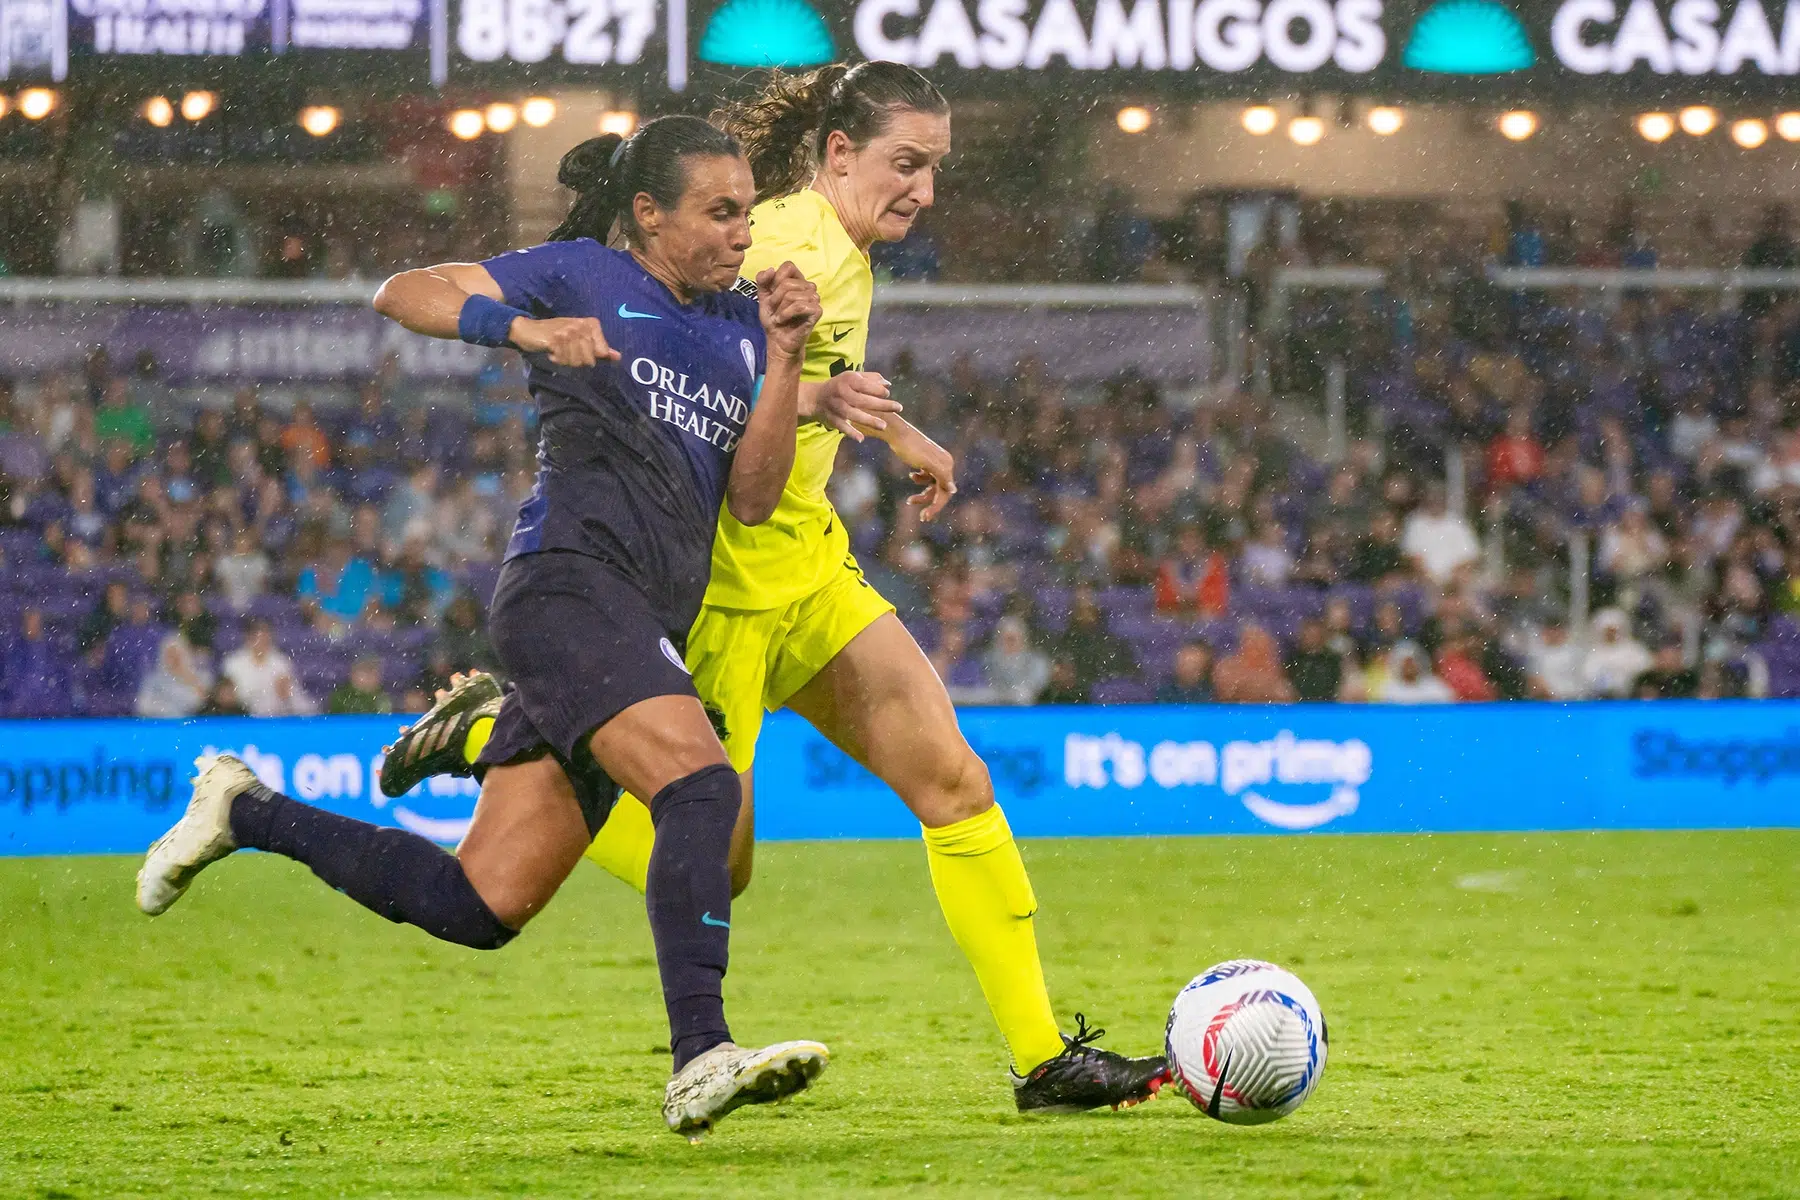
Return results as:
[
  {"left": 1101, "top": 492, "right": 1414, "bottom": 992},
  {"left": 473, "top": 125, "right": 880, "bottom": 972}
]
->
[{"left": 805, "top": 371, "right": 903, "bottom": 441}]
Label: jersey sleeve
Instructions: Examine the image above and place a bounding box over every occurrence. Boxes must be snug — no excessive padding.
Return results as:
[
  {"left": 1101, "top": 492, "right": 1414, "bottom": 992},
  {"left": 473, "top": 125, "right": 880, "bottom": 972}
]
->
[{"left": 479, "top": 238, "right": 611, "bottom": 317}]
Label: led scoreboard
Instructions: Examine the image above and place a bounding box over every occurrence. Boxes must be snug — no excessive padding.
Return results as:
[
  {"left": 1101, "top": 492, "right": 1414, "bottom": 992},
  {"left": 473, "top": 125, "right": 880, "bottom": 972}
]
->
[{"left": 454, "top": 0, "right": 656, "bottom": 67}]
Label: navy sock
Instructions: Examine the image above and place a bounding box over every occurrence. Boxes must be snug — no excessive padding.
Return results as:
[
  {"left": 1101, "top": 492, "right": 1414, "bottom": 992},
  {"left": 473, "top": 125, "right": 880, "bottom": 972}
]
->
[
  {"left": 229, "top": 782, "right": 516, "bottom": 950},
  {"left": 645, "top": 763, "right": 740, "bottom": 1071}
]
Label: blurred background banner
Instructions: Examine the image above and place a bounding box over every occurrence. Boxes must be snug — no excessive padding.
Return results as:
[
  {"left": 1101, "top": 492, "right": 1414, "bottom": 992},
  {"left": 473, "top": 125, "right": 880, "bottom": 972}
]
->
[
  {"left": 3, "top": 702, "right": 1796, "bottom": 855},
  {"left": 0, "top": 288, "right": 1213, "bottom": 382}
]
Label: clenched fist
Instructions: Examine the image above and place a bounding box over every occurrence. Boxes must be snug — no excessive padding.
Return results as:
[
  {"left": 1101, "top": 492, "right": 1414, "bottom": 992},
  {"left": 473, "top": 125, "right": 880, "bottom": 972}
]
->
[
  {"left": 509, "top": 316, "right": 619, "bottom": 367},
  {"left": 755, "top": 262, "right": 822, "bottom": 359}
]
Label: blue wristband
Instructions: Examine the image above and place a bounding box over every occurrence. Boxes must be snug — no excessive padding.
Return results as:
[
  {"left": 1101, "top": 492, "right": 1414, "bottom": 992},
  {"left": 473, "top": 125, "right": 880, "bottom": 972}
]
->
[{"left": 458, "top": 294, "right": 529, "bottom": 348}]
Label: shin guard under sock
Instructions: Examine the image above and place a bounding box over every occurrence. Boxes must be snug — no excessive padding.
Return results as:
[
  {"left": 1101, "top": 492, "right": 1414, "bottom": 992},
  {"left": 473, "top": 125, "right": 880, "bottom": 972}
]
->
[
  {"left": 230, "top": 783, "right": 516, "bottom": 950},
  {"left": 645, "top": 763, "right": 740, "bottom": 1070}
]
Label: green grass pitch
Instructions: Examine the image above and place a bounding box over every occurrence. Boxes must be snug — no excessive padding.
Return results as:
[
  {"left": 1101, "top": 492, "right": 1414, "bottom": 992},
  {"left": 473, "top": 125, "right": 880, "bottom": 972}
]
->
[{"left": 3, "top": 831, "right": 1798, "bottom": 1197}]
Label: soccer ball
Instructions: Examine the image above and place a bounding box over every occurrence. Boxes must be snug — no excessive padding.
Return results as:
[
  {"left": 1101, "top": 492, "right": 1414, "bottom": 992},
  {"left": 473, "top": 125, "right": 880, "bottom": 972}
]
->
[{"left": 1164, "top": 959, "right": 1327, "bottom": 1125}]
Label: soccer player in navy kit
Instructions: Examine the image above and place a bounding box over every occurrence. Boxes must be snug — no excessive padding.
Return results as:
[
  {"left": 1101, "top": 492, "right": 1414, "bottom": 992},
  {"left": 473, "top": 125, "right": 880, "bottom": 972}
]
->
[{"left": 135, "top": 117, "right": 828, "bottom": 1140}]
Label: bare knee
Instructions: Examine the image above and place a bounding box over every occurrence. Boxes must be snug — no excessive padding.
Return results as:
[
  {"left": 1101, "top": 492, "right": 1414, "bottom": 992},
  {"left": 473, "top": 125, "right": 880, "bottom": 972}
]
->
[{"left": 915, "top": 745, "right": 994, "bottom": 829}]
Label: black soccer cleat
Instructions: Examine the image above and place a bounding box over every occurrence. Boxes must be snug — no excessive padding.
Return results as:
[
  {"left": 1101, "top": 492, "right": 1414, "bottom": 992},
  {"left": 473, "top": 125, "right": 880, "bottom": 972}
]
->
[
  {"left": 378, "top": 671, "right": 504, "bottom": 798},
  {"left": 1012, "top": 1014, "right": 1173, "bottom": 1114}
]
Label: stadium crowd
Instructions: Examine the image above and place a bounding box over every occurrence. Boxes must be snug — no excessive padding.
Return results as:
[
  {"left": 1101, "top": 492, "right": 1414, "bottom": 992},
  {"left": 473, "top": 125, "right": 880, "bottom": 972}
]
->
[{"left": 3, "top": 271, "right": 1799, "bottom": 717}]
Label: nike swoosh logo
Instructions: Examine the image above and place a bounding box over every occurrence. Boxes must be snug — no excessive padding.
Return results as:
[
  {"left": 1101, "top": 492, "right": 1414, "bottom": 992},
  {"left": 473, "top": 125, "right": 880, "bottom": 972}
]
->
[
  {"left": 618, "top": 304, "right": 661, "bottom": 320},
  {"left": 831, "top": 326, "right": 852, "bottom": 341},
  {"left": 700, "top": 912, "right": 730, "bottom": 928},
  {"left": 1207, "top": 1051, "right": 1232, "bottom": 1119}
]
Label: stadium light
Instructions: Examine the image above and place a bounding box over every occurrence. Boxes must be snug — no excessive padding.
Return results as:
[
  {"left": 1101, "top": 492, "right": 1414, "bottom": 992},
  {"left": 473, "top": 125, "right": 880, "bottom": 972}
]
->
[
  {"left": 1241, "top": 105, "right": 1278, "bottom": 135},
  {"left": 598, "top": 110, "right": 637, "bottom": 136},
  {"left": 0, "top": 94, "right": 10, "bottom": 119},
  {"left": 447, "top": 108, "right": 485, "bottom": 140},
  {"left": 142, "top": 96, "right": 174, "bottom": 128},
  {"left": 521, "top": 97, "right": 557, "bottom": 127},
  {"left": 484, "top": 102, "right": 519, "bottom": 133},
  {"left": 18, "top": 88, "right": 56, "bottom": 120},
  {"left": 180, "top": 91, "right": 216, "bottom": 122},
  {"left": 1637, "top": 112, "right": 1675, "bottom": 142},
  {"left": 1731, "top": 118, "right": 1769, "bottom": 148},
  {"left": 1678, "top": 105, "right": 1716, "bottom": 135},
  {"left": 1288, "top": 115, "right": 1324, "bottom": 146},
  {"left": 1778, "top": 112, "right": 1800, "bottom": 140},
  {"left": 1366, "top": 106, "right": 1404, "bottom": 136},
  {"left": 1115, "top": 105, "right": 1152, "bottom": 134},
  {"left": 1496, "top": 110, "right": 1538, "bottom": 140},
  {"left": 299, "top": 106, "right": 340, "bottom": 137}
]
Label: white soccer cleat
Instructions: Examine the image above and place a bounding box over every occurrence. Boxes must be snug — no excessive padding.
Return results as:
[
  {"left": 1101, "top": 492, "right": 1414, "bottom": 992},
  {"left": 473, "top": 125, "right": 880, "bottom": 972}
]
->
[
  {"left": 661, "top": 1039, "right": 829, "bottom": 1142},
  {"left": 135, "top": 754, "right": 257, "bottom": 916}
]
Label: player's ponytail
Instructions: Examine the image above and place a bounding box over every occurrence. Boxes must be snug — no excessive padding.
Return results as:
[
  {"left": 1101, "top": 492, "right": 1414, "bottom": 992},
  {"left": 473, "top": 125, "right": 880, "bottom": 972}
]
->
[
  {"left": 720, "top": 60, "right": 948, "bottom": 203},
  {"left": 547, "top": 116, "right": 742, "bottom": 246}
]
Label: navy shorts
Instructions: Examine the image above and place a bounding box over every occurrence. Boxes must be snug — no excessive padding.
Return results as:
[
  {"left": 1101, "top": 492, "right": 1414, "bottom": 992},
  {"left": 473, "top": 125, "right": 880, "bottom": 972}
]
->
[{"left": 476, "top": 550, "right": 698, "bottom": 835}]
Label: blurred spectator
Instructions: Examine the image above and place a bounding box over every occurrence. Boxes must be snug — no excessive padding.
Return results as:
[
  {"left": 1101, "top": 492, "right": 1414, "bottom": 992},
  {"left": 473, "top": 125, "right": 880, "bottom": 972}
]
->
[
  {"left": 436, "top": 592, "right": 495, "bottom": 671},
  {"left": 1212, "top": 624, "right": 1296, "bottom": 703},
  {"left": 94, "top": 377, "right": 155, "bottom": 456},
  {"left": 215, "top": 527, "right": 272, "bottom": 611},
  {"left": 1349, "top": 510, "right": 1410, "bottom": 587},
  {"left": 1633, "top": 641, "right": 1699, "bottom": 699},
  {"left": 134, "top": 618, "right": 214, "bottom": 718},
  {"left": 1285, "top": 619, "right": 1344, "bottom": 702},
  {"left": 1155, "top": 526, "right": 1229, "bottom": 616},
  {"left": 1039, "top": 657, "right": 1088, "bottom": 705},
  {"left": 1435, "top": 635, "right": 1498, "bottom": 702},
  {"left": 1486, "top": 409, "right": 1544, "bottom": 493},
  {"left": 1524, "top": 619, "right": 1587, "bottom": 700},
  {"left": 328, "top": 656, "right": 394, "bottom": 715},
  {"left": 298, "top": 538, "right": 378, "bottom": 625},
  {"left": 1155, "top": 641, "right": 1215, "bottom": 703},
  {"left": 76, "top": 581, "right": 131, "bottom": 658},
  {"left": 984, "top": 617, "right": 1050, "bottom": 706},
  {"left": 1402, "top": 484, "right": 1480, "bottom": 585},
  {"left": 281, "top": 401, "right": 332, "bottom": 469},
  {"left": 1241, "top": 523, "right": 1295, "bottom": 588},
  {"left": 1582, "top": 609, "right": 1653, "bottom": 698},
  {"left": 1376, "top": 643, "right": 1454, "bottom": 704},
  {"left": 198, "top": 677, "right": 250, "bottom": 716},
  {"left": 222, "top": 620, "right": 315, "bottom": 716},
  {"left": 384, "top": 464, "right": 440, "bottom": 544},
  {"left": 1054, "top": 587, "right": 1137, "bottom": 695}
]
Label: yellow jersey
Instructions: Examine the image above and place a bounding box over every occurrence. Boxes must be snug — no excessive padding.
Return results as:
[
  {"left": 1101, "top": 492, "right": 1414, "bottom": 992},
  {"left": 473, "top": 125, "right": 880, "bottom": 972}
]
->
[{"left": 705, "top": 189, "right": 872, "bottom": 610}]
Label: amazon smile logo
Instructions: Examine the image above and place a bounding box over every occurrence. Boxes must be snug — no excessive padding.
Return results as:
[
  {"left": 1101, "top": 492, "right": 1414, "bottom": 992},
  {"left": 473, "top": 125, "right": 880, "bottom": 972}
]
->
[{"left": 1064, "top": 730, "right": 1372, "bottom": 831}]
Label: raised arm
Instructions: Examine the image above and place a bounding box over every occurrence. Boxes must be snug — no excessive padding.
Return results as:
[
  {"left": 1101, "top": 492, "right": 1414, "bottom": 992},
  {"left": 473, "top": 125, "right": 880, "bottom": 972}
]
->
[
  {"left": 727, "top": 264, "right": 820, "bottom": 526},
  {"left": 372, "top": 260, "right": 618, "bottom": 367},
  {"left": 797, "top": 371, "right": 956, "bottom": 522}
]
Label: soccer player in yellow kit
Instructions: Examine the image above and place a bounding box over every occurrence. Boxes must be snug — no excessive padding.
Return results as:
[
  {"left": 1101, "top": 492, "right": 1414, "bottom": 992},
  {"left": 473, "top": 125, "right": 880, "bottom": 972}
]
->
[{"left": 381, "top": 62, "right": 1167, "bottom": 1113}]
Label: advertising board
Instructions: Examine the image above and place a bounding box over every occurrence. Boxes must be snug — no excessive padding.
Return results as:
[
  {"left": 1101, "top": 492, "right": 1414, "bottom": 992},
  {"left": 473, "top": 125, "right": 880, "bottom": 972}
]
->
[{"left": 3, "top": 702, "right": 1794, "bottom": 856}]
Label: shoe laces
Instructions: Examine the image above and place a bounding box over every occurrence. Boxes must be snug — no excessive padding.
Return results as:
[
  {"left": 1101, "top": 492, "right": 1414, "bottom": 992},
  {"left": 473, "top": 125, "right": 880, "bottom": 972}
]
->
[{"left": 1062, "top": 1013, "right": 1107, "bottom": 1057}]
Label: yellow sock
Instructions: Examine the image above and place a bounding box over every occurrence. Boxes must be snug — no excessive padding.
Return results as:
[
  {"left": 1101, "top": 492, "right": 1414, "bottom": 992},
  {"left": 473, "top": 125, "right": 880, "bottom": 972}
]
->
[
  {"left": 922, "top": 805, "right": 1065, "bottom": 1074},
  {"left": 463, "top": 716, "right": 494, "bottom": 765},
  {"left": 583, "top": 791, "right": 653, "bottom": 894}
]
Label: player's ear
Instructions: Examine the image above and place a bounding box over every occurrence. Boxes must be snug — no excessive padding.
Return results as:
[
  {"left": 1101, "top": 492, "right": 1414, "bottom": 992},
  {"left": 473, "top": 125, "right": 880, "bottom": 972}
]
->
[
  {"left": 632, "top": 191, "right": 659, "bottom": 239},
  {"left": 822, "top": 129, "right": 855, "bottom": 176}
]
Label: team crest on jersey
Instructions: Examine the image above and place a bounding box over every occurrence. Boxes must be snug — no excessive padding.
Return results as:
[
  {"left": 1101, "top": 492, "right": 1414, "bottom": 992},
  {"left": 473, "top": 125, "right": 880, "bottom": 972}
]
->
[
  {"left": 659, "top": 637, "right": 691, "bottom": 675},
  {"left": 739, "top": 339, "right": 756, "bottom": 381}
]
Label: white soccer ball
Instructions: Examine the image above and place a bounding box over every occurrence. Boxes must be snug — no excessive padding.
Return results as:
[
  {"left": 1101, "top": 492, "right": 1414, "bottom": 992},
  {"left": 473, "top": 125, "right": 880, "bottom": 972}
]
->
[{"left": 1164, "top": 959, "right": 1328, "bottom": 1125}]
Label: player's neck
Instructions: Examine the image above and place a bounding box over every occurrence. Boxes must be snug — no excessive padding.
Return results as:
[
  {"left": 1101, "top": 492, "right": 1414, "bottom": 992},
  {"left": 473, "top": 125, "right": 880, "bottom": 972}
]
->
[
  {"left": 809, "top": 177, "right": 877, "bottom": 253},
  {"left": 630, "top": 248, "right": 698, "bottom": 305}
]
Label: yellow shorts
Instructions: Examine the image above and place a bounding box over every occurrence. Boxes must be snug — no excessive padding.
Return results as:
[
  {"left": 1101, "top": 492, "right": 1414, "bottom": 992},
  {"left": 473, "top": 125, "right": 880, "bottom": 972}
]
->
[{"left": 688, "top": 552, "right": 895, "bottom": 773}]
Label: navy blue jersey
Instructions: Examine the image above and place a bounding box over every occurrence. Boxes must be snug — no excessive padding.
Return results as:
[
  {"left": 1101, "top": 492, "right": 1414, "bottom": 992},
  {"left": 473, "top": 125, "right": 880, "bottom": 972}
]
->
[{"left": 481, "top": 239, "right": 767, "bottom": 635}]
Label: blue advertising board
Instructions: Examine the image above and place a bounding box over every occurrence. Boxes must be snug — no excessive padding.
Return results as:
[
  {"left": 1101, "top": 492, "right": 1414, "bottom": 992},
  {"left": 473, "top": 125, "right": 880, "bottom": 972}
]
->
[{"left": 1, "top": 703, "right": 1797, "bottom": 856}]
